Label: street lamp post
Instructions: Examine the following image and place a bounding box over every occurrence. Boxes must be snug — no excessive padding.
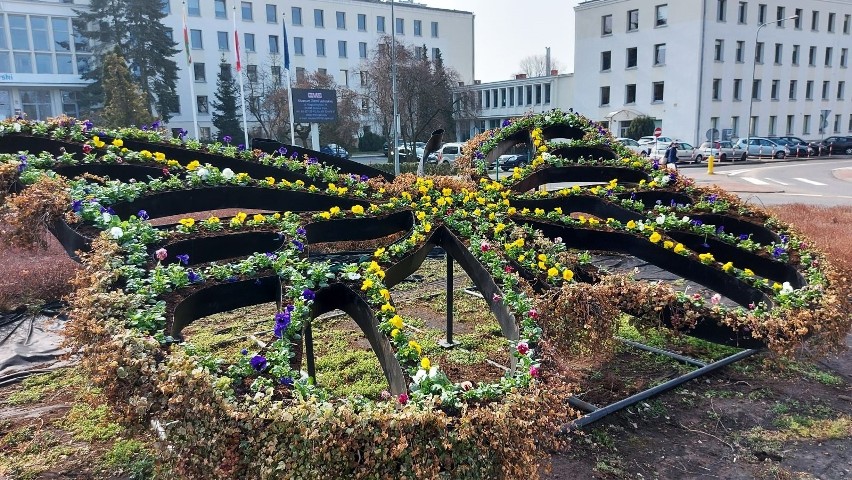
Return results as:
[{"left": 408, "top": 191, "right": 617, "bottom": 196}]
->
[
  {"left": 746, "top": 15, "right": 798, "bottom": 151},
  {"left": 391, "top": 0, "right": 400, "bottom": 175}
]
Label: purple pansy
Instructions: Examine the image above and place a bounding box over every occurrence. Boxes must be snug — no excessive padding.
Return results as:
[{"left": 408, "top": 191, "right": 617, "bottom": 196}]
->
[
  {"left": 292, "top": 240, "right": 304, "bottom": 252},
  {"left": 302, "top": 288, "right": 315, "bottom": 301},
  {"left": 137, "top": 210, "right": 149, "bottom": 220},
  {"left": 249, "top": 355, "right": 268, "bottom": 372},
  {"left": 176, "top": 254, "right": 190, "bottom": 265},
  {"left": 186, "top": 269, "right": 201, "bottom": 283},
  {"left": 223, "top": 135, "right": 232, "bottom": 144}
]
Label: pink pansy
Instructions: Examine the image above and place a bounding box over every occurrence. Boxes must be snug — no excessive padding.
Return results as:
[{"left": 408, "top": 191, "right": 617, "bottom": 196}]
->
[
  {"left": 155, "top": 248, "right": 168, "bottom": 261},
  {"left": 397, "top": 393, "right": 409, "bottom": 405},
  {"left": 517, "top": 342, "right": 530, "bottom": 355},
  {"left": 529, "top": 365, "right": 540, "bottom": 378}
]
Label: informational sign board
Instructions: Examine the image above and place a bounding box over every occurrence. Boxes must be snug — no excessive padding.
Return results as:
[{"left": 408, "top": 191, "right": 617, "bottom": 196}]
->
[{"left": 292, "top": 88, "right": 338, "bottom": 123}]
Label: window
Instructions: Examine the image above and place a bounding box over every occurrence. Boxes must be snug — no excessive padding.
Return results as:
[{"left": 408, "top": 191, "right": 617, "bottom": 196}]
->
[
  {"left": 271, "top": 65, "right": 281, "bottom": 83},
  {"left": 217, "top": 31, "right": 229, "bottom": 50},
  {"left": 268, "top": 35, "right": 278, "bottom": 53},
  {"left": 822, "top": 80, "right": 830, "bottom": 100},
  {"left": 196, "top": 95, "right": 208, "bottom": 114},
  {"left": 601, "top": 51, "right": 611, "bottom": 71},
  {"left": 771, "top": 79, "right": 779, "bottom": 99},
  {"left": 500, "top": 88, "right": 506, "bottom": 107},
  {"left": 654, "top": 43, "right": 666, "bottom": 65},
  {"left": 655, "top": 4, "right": 667, "bottom": 26},
  {"left": 849, "top": 114, "right": 852, "bottom": 132},
  {"left": 792, "top": 45, "right": 800, "bottom": 65},
  {"left": 811, "top": 11, "right": 819, "bottom": 31},
  {"left": 360, "top": 71, "right": 367, "bottom": 86},
  {"left": 187, "top": 0, "right": 200, "bottom": 16},
  {"left": 526, "top": 85, "right": 532, "bottom": 105},
  {"left": 266, "top": 4, "right": 276, "bottom": 23},
  {"left": 316, "top": 38, "right": 325, "bottom": 56},
  {"left": 600, "top": 86, "right": 610, "bottom": 106},
  {"left": 776, "top": 6, "right": 785, "bottom": 23},
  {"left": 652, "top": 81, "right": 665, "bottom": 102},
  {"left": 751, "top": 79, "right": 761, "bottom": 100},
  {"left": 314, "top": 9, "right": 324, "bottom": 27},
  {"left": 834, "top": 114, "right": 842, "bottom": 133},
  {"left": 35, "top": 53, "right": 53, "bottom": 74},
  {"left": 717, "top": 0, "right": 727, "bottom": 21},
  {"left": 431, "top": 21, "right": 438, "bottom": 37},
  {"left": 786, "top": 115, "right": 794, "bottom": 134},
  {"left": 626, "top": 47, "right": 638, "bottom": 68},
  {"left": 731, "top": 116, "right": 740, "bottom": 136},
  {"left": 845, "top": 14, "right": 851, "bottom": 34},
  {"left": 241, "top": 2, "right": 253, "bottom": 21},
  {"left": 219, "top": 63, "right": 232, "bottom": 78},
  {"left": 842, "top": 48, "right": 849, "bottom": 67},
  {"left": 377, "top": 16, "right": 385, "bottom": 33},
  {"left": 789, "top": 80, "right": 797, "bottom": 99},
  {"left": 14, "top": 53, "right": 33, "bottom": 74},
  {"left": 738, "top": 1, "right": 747, "bottom": 23},
  {"left": 755, "top": 42, "right": 764, "bottom": 63},
  {"left": 601, "top": 14, "right": 612, "bottom": 35},
  {"left": 714, "top": 39, "right": 724, "bottom": 61},
  {"left": 805, "top": 80, "right": 814, "bottom": 99},
  {"left": 9, "top": 15, "right": 29, "bottom": 50},
  {"left": 215, "top": 0, "right": 226, "bottom": 19},
  {"left": 57, "top": 54, "right": 73, "bottom": 74},
  {"left": 809, "top": 46, "right": 817, "bottom": 66},
  {"left": 190, "top": 29, "right": 202, "bottom": 49},
  {"left": 774, "top": 43, "right": 782, "bottom": 64},
  {"left": 336, "top": 11, "right": 345, "bottom": 29},
  {"left": 509, "top": 88, "right": 515, "bottom": 106},
  {"left": 757, "top": 4, "right": 766, "bottom": 23},
  {"left": 294, "top": 37, "right": 303, "bottom": 55},
  {"left": 828, "top": 13, "right": 836, "bottom": 32},
  {"left": 340, "top": 69, "right": 348, "bottom": 87},
  {"left": 545, "top": 84, "right": 551, "bottom": 103},
  {"left": 51, "top": 18, "right": 71, "bottom": 52},
  {"left": 625, "top": 84, "right": 636, "bottom": 104},
  {"left": 825, "top": 47, "right": 833, "bottom": 66},
  {"left": 769, "top": 116, "right": 777, "bottom": 135},
  {"left": 338, "top": 40, "right": 347, "bottom": 58},
  {"left": 803, "top": 115, "right": 811, "bottom": 134},
  {"left": 712, "top": 78, "right": 722, "bottom": 100},
  {"left": 414, "top": 20, "right": 422, "bottom": 36},
  {"left": 359, "top": 42, "right": 367, "bottom": 59},
  {"left": 396, "top": 18, "right": 404, "bottom": 34},
  {"left": 733, "top": 79, "right": 742, "bottom": 100},
  {"left": 535, "top": 84, "right": 542, "bottom": 104},
  {"left": 736, "top": 41, "right": 745, "bottom": 62},
  {"left": 432, "top": 48, "right": 440, "bottom": 62},
  {"left": 20, "top": 90, "right": 52, "bottom": 119},
  {"left": 627, "top": 10, "right": 639, "bottom": 31},
  {"left": 358, "top": 14, "right": 366, "bottom": 31},
  {"left": 361, "top": 99, "right": 369, "bottom": 113},
  {"left": 246, "top": 64, "right": 257, "bottom": 82},
  {"left": 244, "top": 33, "right": 255, "bottom": 52},
  {"left": 60, "top": 90, "right": 79, "bottom": 117},
  {"left": 295, "top": 67, "right": 305, "bottom": 82},
  {"left": 292, "top": 7, "right": 302, "bottom": 25},
  {"left": 749, "top": 117, "right": 757, "bottom": 135},
  {"left": 198, "top": 127, "right": 210, "bottom": 140},
  {"left": 838, "top": 81, "right": 845, "bottom": 100},
  {"left": 194, "top": 62, "right": 205, "bottom": 81},
  {"left": 30, "top": 16, "right": 49, "bottom": 51}
]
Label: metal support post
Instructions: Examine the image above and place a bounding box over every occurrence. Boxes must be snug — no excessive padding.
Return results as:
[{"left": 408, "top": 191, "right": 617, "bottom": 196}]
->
[{"left": 439, "top": 255, "right": 458, "bottom": 348}]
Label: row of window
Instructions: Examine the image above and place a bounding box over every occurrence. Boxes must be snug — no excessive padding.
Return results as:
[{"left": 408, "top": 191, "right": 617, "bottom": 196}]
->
[
  {"left": 707, "top": 113, "right": 852, "bottom": 137},
  {"left": 600, "top": 45, "right": 666, "bottom": 70},
  {"left": 599, "top": 82, "right": 665, "bottom": 106},
  {"left": 0, "top": 50, "right": 90, "bottom": 75},
  {"left": 474, "top": 84, "right": 553, "bottom": 109},
  {"left": 190, "top": 62, "right": 368, "bottom": 88},
  {"left": 0, "top": 14, "right": 88, "bottom": 54},
  {"left": 710, "top": 78, "right": 846, "bottom": 102},
  {"left": 0, "top": 89, "right": 79, "bottom": 120},
  {"left": 601, "top": 3, "right": 852, "bottom": 35},
  {"left": 178, "top": 1, "right": 440, "bottom": 38}
]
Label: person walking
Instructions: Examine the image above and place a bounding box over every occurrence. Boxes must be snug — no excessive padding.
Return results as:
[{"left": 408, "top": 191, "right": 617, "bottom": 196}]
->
[{"left": 665, "top": 142, "right": 679, "bottom": 170}]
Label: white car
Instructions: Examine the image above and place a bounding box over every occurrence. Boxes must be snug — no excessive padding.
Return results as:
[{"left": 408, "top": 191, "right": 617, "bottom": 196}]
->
[
  {"left": 692, "top": 141, "right": 743, "bottom": 163},
  {"left": 615, "top": 137, "right": 650, "bottom": 156},
  {"left": 638, "top": 135, "right": 674, "bottom": 146},
  {"left": 427, "top": 142, "right": 464, "bottom": 164},
  {"left": 649, "top": 142, "right": 696, "bottom": 163}
]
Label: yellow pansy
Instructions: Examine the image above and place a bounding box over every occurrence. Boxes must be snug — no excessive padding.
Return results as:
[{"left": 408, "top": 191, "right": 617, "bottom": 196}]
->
[
  {"left": 112, "top": 138, "right": 123, "bottom": 147},
  {"left": 563, "top": 269, "right": 574, "bottom": 281},
  {"left": 389, "top": 315, "right": 404, "bottom": 329},
  {"left": 352, "top": 205, "right": 365, "bottom": 215},
  {"left": 154, "top": 152, "right": 166, "bottom": 162},
  {"left": 381, "top": 302, "right": 395, "bottom": 312},
  {"left": 663, "top": 240, "right": 674, "bottom": 249},
  {"left": 722, "top": 261, "right": 734, "bottom": 272},
  {"left": 186, "top": 160, "right": 201, "bottom": 171},
  {"left": 391, "top": 328, "right": 400, "bottom": 338},
  {"left": 626, "top": 220, "right": 637, "bottom": 229},
  {"left": 179, "top": 218, "right": 195, "bottom": 228},
  {"left": 265, "top": 177, "right": 276, "bottom": 186},
  {"left": 547, "top": 267, "right": 559, "bottom": 277},
  {"left": 649, "top": 232, "right": 662, "bottom": 243},
  {"left": 361, "top": 278, "right": 374, "bottom": 291},
  {"left": 421, "top": 357, "right": 431, "bottom": 369},
  {"left": 409, "top": 341, "right": 422, "bottom": 355},
  {"left": 330, "top": 206, "right": 341, "bottom": 215},
  {"left": 674, "top": 243, "right": 686, "bottom": 253},
  {"left": 319, "top": 212, "right": 331, "bottom": 220},
  {"left": 374, "top": 247, "right": 386, "bottom": 258}
]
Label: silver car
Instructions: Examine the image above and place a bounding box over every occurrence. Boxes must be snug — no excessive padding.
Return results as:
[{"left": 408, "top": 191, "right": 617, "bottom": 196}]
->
[
  {"left": 615, "top": 137, "right": 650, "bottom": 156},
  {"left": 733, "top": 137, "right": 789, "bottom": 159},
  {"left": 692, "top": 141, "right": 743, "bottom": 163},
  {"left": 649, "top": 142, "right": 696, "bottom": 163}
]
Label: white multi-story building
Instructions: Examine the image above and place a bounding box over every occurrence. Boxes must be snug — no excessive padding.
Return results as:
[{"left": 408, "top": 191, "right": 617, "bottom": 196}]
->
[
  {"left": 572, "top": 0, "right": 852, "bottom": 144},
  {"left": 0, "top": 0, "right": 474, "bottom": 140}
]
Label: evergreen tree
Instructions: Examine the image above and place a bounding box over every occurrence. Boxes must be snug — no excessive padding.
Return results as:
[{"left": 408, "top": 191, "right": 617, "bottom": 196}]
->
[
  {"left": 626, "top": 116, "right": 657, "bottom": 139},
  {"left": 211, "top": 62, "right": 244, "bottom": 142},
  {"left": 74, "top": 0, "right": 179, "bottom": 121},
  {"left": 101, "top": 51, "right": 154, "bottom": 128}
]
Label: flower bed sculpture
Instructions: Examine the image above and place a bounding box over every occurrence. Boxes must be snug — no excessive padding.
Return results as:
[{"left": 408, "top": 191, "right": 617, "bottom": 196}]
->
[{"left": 0, "top": 110, "right": 848, "bottom": 479}]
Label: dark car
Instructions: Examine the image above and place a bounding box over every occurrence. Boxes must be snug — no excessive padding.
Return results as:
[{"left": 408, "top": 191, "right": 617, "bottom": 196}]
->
[
  {"left": 494, "top": 154, "right": 529, "bottom": 171},
  {"left": 321, "top": 144, "right": 350, "bottom": 160},
  {"left": 776, "top": 136, "right": 820, "bottom": 156},
  {"left": 772, "top": 138, "right": 810, "bottom": 157},
  {"left": 817, "top": 136, "right": 852, "bottom": 155}
]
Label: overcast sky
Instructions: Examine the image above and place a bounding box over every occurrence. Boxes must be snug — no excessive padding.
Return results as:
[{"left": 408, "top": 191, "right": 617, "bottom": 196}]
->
[{"left": 424, "top": 0, "right": 581, "bottom": 82}]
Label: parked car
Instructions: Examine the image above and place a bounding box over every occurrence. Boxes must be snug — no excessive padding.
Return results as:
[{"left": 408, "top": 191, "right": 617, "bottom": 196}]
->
[
  {"left": 816, "top": 136, "right": 852, "bottom": 155},
  {"left": 771, "top": 138, "right": 811, "bottom": 157},
  {"left": 427, "top": 142, "right": 464, "bottom": 164},
  {"left": 649, "top": 142, "right": 696, "bottom": 163},
  {"left": 692, "top": 141, "right": 742, "bottom": 163},
  {"left": 638, "top": 135, "right": 674, "bottom": 146},
  {"left": 775, "top": 136, "right": 820, "bottom": 156},
  {"left": 395, "top": 142, "right": 426, "bottom": 160},
  {"left": 733, "top": 137, "right": 789, "bottom": 159},
  {"left": 321, "top": 143, "right": 350, "bottom": 160},
  {"left": 490, "top": 154, "right": 530, "bottom": 171},
  {"left": 615, "top": 137, "right": 650, "bottom": 156}
]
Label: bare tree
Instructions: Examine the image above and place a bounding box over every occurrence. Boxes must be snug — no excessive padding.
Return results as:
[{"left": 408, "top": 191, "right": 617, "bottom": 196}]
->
[{"left": 517, "top": 54, "right": 565, "bottom": 78}]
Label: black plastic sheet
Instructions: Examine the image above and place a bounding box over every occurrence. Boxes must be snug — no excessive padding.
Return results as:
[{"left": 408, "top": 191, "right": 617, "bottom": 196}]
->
[{"left": 0, "top": 302, "right": 70, "bottom": 385}]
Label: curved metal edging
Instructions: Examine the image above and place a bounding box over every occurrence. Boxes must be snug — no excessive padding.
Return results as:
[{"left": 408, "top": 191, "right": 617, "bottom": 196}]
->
[
  {"left": 159, "top": 231, "right": 288, "bottom": 267},
  {"left": 511, "top": 194, "right": 644, "bottom": 224},
  {"left": 48, "top": 218, "right": 93, "bottom": 261},
  {"left": 511, "top": 166, "right": 652, "bottom": 193},
  {"left": 250, "top": 137, "right": 392, "bottom": 181},
  {"left": 548, "top": 145, "right": 618, "bottom": 161},
  {"left": 305, "top": 210, "right": 414, "bottom": 244},
  {"left": 615, "top": 190, "right": 694, "bottom": 209},
  {"left": 692, "top": 213, "right": 781, "bottom": 246}
]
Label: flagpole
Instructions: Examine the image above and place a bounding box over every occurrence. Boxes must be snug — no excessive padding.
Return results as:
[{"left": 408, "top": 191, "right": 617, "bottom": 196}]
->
[
  {"left": 233, "top": 5, "right": 250, "bottom": 147},
  {"left": 182, "top": 2, "right": 199, "bottom": 139},
  {"left": 282, "top": 12, "right": 295, "bottom": 146}
]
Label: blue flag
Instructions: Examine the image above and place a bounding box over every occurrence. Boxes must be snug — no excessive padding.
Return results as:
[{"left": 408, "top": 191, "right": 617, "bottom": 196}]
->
[{"left": 282, "top": 15, "right": 291, "bottom": 70}]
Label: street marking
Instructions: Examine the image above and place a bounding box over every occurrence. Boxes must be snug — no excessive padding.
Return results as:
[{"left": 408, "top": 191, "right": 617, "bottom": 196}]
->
[
  {"left": 723, "top": 169, "right": 751, "bottom": 176},
  {"left": 764, "top": 177, "right": 790, "bottom": 185},
  {"left": 741, "top": 177, "right": 770, "bottom": 185},
  {"left": 793, "top": 177, "right": 827, "bottom": 185},
  {"left": 780, "top": 193, "right": 823, "bottom": 197}
]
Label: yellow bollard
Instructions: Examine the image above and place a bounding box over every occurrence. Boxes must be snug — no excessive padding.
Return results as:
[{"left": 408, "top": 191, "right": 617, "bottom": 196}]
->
[{"left": 707, "top": 154, "right": 715, "bottom": 175}]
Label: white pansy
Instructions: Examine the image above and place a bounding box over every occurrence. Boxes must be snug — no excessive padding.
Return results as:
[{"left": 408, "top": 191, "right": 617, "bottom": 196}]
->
[
  {"left": 412, "top": 368, "right": 428, "bottom": 385},
  {"left": 196, "top": 167, "right": 210, "bottom": 180},
  {"left": 13, "top": 122, "right": 21, "bottom": 132},
  {"left": 102, "top": 212, "right": 112, "bottom": 223},
  {"left": 656, "top": 214, "right": 666, "bottom": 225},
  {"left": 428, "top": 366, "right": 439, "bottom": 379},
  {"left": 681, "top": 216, "right": 691, "bottom": 223},
  {"left": 109, "top": 226, "right": 123, "bottom": 239},
  {"left": 221, "top": 168, "right": 235, "bottom": 180},
  {"left": 780, "top": 282, "right": 794, "bottom": 294}
]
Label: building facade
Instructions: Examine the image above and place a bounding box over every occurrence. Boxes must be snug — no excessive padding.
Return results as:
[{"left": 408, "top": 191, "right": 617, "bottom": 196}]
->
[
  {"left": 0, "top": 0, "right": 474, "bottom": 141},
  {"left": 572, "top": 0, "right": 852, "bottom": 145}
]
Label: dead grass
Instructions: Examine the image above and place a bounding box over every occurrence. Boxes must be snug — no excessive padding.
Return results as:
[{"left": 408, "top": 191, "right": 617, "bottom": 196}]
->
[
  {"left": 766, "top": 204, "right": 852, "bottom": 274},
  {"left": 0, "top": 228, "right": 79, "bottom": 311}
]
